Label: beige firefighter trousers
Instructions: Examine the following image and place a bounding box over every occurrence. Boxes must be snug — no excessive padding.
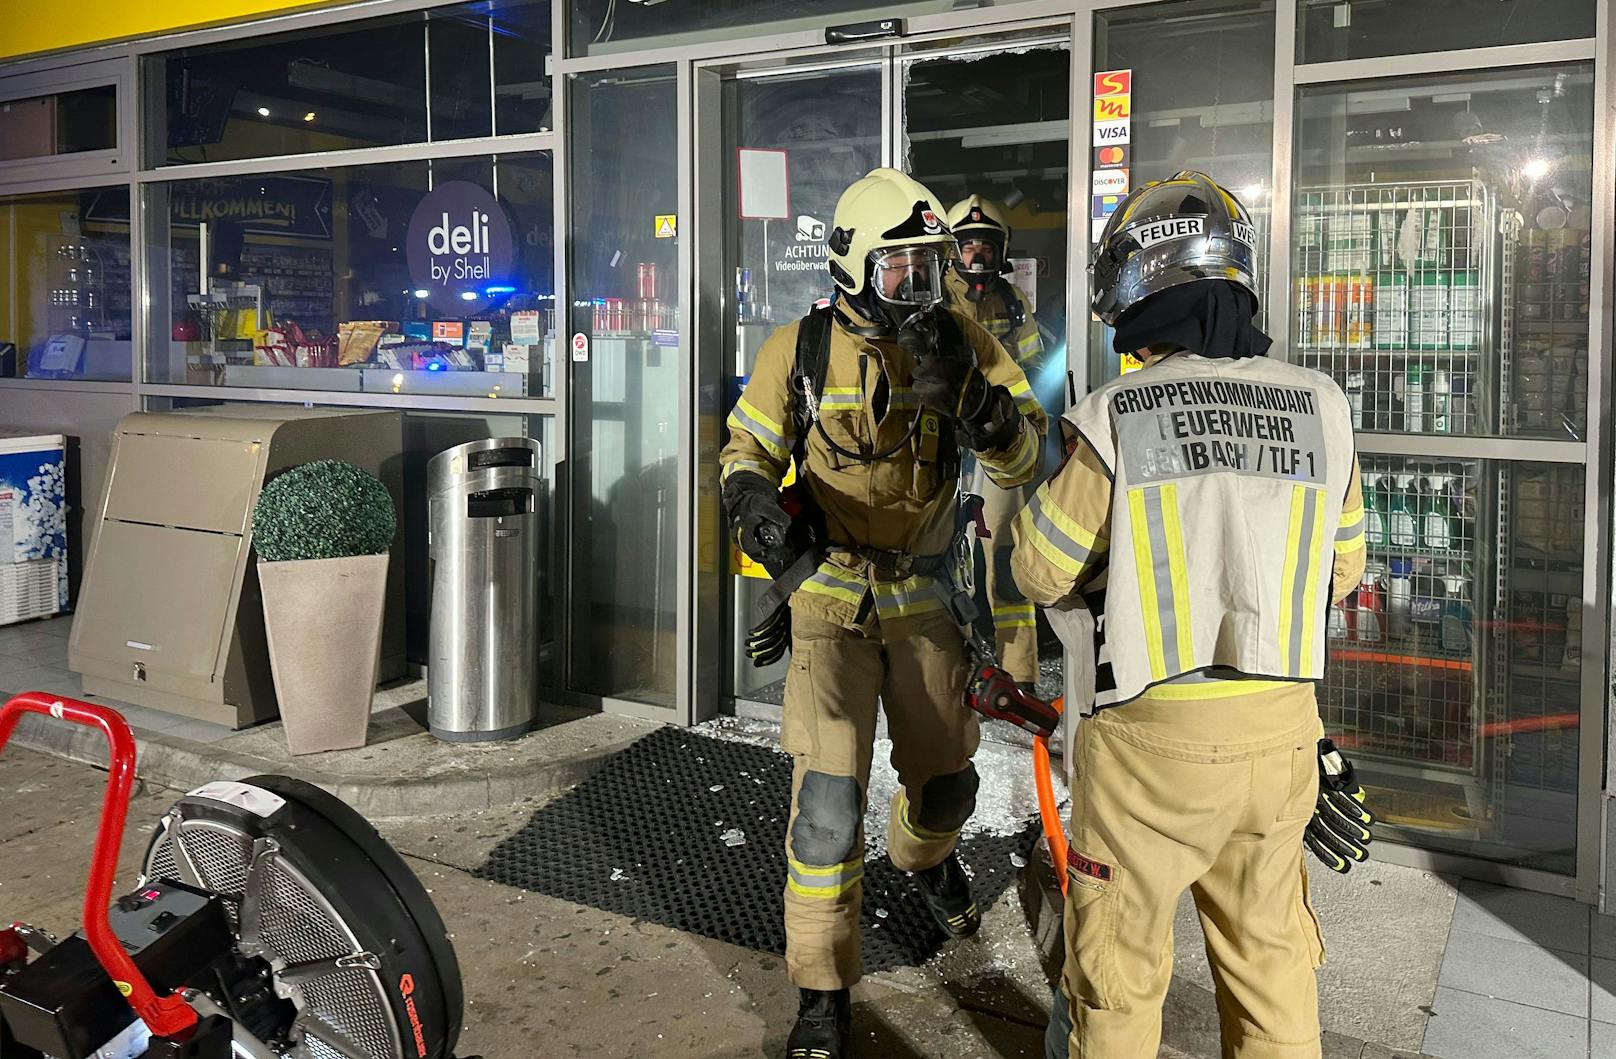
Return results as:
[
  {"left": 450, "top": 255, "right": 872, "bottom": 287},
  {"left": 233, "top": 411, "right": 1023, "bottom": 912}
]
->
[
  {"left": 971, "top": 461, "right": 1039, "bottom": 684},
  {"left": 1058, "top": 683, "right": 1328, "bottom": 1059},
  {"left": 781, "top": 610, "right": 981, "bottom": 991}
]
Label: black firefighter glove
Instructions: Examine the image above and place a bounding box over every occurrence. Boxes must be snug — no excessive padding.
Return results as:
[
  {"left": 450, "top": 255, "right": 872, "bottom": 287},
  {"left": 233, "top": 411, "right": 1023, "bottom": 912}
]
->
[
  {"left": 902, "top": 315, "right": 1021, "bottom": 452},
  {"left": 1305, "top": 738, "right": 1375, "bottom": 874},
  {"left": 721, "top": 471, "right": 795, "bottom": 575}
]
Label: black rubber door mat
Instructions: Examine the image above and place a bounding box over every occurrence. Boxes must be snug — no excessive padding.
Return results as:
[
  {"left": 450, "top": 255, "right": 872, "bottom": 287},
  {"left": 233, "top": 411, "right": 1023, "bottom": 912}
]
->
[{"left": 474, "top": 727, "right": 1037, "bottom": 972}]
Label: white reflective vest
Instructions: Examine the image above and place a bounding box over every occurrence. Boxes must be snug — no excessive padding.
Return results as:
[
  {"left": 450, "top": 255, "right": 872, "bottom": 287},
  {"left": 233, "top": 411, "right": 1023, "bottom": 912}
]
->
[{"left": 1066, "top": 352, "right": 1357, "bottom": 706}]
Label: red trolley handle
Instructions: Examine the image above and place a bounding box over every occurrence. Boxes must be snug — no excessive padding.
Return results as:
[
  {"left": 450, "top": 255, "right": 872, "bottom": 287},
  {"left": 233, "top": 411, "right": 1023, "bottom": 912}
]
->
[{"left": 0, "top": 692, "right": 198, "bottom": 1038}]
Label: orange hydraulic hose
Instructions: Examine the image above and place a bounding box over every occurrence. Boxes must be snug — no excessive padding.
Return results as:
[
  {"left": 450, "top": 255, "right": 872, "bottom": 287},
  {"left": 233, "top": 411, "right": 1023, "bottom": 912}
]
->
[{"left": 1033, "top": 695, "right": 1069, "bottom": 896}]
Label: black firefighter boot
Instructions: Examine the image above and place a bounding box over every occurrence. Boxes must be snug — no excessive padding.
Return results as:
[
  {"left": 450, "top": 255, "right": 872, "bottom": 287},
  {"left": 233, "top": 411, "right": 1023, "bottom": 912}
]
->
[
  {"left": 786, "top": 987, "right": 852, "bottom": 1059},
  {"left": 914, "top": 851, "right": 982, "bottom": 939}
]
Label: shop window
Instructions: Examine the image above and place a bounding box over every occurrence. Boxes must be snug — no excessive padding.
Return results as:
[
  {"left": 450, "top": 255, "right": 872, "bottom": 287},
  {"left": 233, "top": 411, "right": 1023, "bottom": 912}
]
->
[
  {"left": 0, "top": 84, "right": 117, "bottom": 163},
  {"left": 143, "top": 153, "right": 555, "bottom": 397},
  {"left": 1091, "top": 0, "right": 1276, "bottom": 386},
  {"left": 566, "top": 67, "right": 679, "bottom": 707},
  {"left": 1298, "top": 0, "right": 1595, "bottom": 65},
  {"left": 1293, "top": 64, "right": 1595, "bottom": 441},
  {"left": 0, "top": 186, "right": 132, "bottom": 381},
  {"left": 1324, "top": 458, "right": 1583, "bottom": 875},
  {"left": 149, "top": 0, "right": 552, "bottom": 167}
]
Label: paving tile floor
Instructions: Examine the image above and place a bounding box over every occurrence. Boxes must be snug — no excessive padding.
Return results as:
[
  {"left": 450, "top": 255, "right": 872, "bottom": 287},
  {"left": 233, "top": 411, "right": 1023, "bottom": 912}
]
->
[{"left": 1424, "top": 879, "right": 1616, "bottom": 1059}]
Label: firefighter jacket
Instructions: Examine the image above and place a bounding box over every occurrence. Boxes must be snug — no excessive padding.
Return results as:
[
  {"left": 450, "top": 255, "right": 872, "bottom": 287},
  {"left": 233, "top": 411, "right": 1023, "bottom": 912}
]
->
[
  {"left": 721, "top": 301, "right": 1047, "bottom": 630},
  {"left": 946, "top": 270, "right": 1043, "bottom": 368},
  {"left": 1011, "top": 351, "right": 1365, "bottom": 706}
]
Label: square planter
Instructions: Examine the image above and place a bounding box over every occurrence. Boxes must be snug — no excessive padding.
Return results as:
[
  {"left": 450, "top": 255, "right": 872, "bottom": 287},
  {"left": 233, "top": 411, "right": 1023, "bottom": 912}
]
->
[{"left": 258, "top": 553, "right": 389, "bottom": 755}]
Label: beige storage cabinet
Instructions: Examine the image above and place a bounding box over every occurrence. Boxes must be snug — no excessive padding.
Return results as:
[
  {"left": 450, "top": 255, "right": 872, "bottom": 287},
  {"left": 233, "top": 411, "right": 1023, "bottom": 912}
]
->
[{"left": 69, "top": 408, "right": 405, "bottom": 728}]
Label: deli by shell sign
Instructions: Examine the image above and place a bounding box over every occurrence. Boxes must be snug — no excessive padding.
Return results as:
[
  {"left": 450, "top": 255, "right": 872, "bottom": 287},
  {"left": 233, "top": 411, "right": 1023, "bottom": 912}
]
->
[{"left": 406, "top": 181, "right": 516, "bottom": 313}]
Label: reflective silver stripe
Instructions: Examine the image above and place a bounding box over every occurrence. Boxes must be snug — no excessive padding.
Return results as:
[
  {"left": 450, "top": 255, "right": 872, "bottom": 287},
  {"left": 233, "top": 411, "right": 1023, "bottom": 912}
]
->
[
  {"left": 1141, "top": 487, "right": 1181, "bottom": 679},
  {"left": 1026, "top": 491, "right": 1099, "bottom": 568},
  {"left": 872, "top": 578, "right": 944, "bottom": 617},
  {"left": 803, "top": 568, "right": 867, "bottom": 602},
  {"left": 1288, "top": 492, "right": 1320, "bottom": 675},
  {"left": 787, "top": 861, "right": 864, "bottom": 891},
  {"left": 1336, "top": 510, "right": 1364, "bottom": 541},
  {"left": 888, "top": 387, "right": 920, "bottom": 409},
  {"left": 728, "top": 402, "right": 788, "bottom": 455}
]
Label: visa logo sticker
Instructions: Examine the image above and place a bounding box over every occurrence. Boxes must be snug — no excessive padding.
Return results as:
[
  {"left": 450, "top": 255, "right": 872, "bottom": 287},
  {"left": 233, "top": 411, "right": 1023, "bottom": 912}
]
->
[
  {"left": 1092, "top": 169, "right": 1130, "bottom": 196},
  {"left": 1093, "top": 119, "right": 1131, "bottom": 146},
  {"left": 1131, "top": 217, "right": 1204, "bottom": 248}
]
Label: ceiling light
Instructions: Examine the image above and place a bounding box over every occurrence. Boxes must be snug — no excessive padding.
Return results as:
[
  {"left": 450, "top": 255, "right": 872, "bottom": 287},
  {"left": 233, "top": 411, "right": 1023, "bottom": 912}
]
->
[
  {"left": 256, "top": 106, "right": 271, "bottom": 118},
  {"left": 413, "top": 289, "right": 430, "bottom": 299},
  {"left": 1523, "top": 157, "right": 1551, "bottom": 179},
  {"left": 1242, "top": 183, "right": 1265, "bottom": 201},
  {"left": 303, "top": 111, "right": 317, "bottom": 123}
]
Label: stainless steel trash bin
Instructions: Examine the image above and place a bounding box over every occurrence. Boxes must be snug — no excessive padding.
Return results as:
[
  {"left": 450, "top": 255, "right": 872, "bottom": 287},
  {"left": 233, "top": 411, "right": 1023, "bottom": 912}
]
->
[{"left": 427, "top": 437, "right": 542, "bottom": 741}]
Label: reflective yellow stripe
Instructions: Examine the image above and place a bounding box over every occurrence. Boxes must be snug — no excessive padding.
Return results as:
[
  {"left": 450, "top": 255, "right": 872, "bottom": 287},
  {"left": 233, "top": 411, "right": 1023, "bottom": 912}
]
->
[
  {"left": 786, "top": 856, "right": 864, "bottom": 899},
  {"left": 1018, "top": 332, "right": 1043, "bottom": 354},
  {"left": 820, "top": 386, "right": 863, "bottom": 410},
  {"left": 983, "top": 424, "right": 1037, "bottom": 483},
  {"left": 721, "top": 459, "right": 781, "bottom": 486},
  {"left": 896, "top": 789, "right": 959, "bottom": 844},
  {"left": 993, "top": 603, "right": 1037, "bottom": 629},
  {"left": 1277, "top": 486, "right": 1306, "bottom": 672},
  {"left": 787, "top": 875, "right": 863, "bottom": 899},
  {"left": 1335, "top": 505, "right": 1365, "bottom": 553},
  {"left": 871, "top": 576, "right": 945, "bottom": 619},
  {"left": 1032, "top": 486, "right": 1103, "bottom": 554},
  {"left": 1159, "top": 482, "right": 1194, "bottom": 672},
  {"left": 1128, "top": 488, "right": 1168, "bottom": 680},
  {"left": 799, "top": 565, "right": 866, "bottom": 605},
  {"left": 1143, "top": 678, "right": 1303, "bottom": 701},
  {"left": 1299, "top": 488, "right": 1328, "bottom": 673},
  {"left": 727, "top": 396, "right": 790, "bottom": 461}
]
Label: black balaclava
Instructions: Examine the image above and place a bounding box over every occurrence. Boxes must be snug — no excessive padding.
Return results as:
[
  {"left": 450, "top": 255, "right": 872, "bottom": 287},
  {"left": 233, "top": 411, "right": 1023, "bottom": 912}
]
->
[{"left": 1111, "top": 278, "right": 1272, "bottom": 361}]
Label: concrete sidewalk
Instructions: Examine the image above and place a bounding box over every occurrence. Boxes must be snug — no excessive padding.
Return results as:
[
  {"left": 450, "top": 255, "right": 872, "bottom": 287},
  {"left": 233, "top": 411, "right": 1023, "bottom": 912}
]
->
[{"left": 1, "top": 614, "right": 1609, "bottom": 1057}]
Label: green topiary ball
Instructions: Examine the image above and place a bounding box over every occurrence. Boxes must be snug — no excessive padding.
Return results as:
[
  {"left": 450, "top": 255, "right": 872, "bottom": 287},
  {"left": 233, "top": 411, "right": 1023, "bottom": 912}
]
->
[{"left": 253, "top": 460, "right": 397, "bottom": 562}]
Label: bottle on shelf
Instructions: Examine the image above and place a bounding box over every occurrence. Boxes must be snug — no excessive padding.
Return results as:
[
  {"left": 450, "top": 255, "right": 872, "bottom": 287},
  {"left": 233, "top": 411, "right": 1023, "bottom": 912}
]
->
[
  {"left": 1362, "top": 472, "right": 1388, "bottom": 549},
  {"left": 1389, "top": 473, "right": 1419, "bottom": 549},
  {"left": 1420, "top": 474, "right": 1454, "bottom": 552},
  {"left": 1404, "top": 361, "right": 1426, "bottom": 432},
  {"left": 1430, "top": 369, "right": 1452, "bottom": 433},
  {"left": 1353, "top": 565, "right": 1385, "bottom": 644},
  {"left": 1440, "top": 573, "right": 1473, "bottom": 656},
  {"left": 1387, "top": 559, "right": 1413, "bottom": 639},
  {"left": 1327, "top": 599, "right": 1351, "bottom": 641},
  {"left": 1345, "top": 371, "right": 1366, "bottom": 429}
]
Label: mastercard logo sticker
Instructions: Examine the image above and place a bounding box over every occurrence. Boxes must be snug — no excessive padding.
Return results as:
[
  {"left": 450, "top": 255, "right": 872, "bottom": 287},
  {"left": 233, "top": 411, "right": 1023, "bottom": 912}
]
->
[{"left": 1098, "top": 146, "right": 1126, "bottom": 166}]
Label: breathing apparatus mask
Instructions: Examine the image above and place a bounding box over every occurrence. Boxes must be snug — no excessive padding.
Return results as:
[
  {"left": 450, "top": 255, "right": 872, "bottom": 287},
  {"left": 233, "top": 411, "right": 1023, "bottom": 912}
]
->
[{"left": 846, "top": 243, "right": 951, "bottom": 332}]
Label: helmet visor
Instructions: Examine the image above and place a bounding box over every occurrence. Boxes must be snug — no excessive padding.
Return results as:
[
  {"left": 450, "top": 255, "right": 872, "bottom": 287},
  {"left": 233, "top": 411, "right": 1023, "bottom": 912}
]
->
[{"left": 870, "top": 246, "right": 947, "bottom": 308}]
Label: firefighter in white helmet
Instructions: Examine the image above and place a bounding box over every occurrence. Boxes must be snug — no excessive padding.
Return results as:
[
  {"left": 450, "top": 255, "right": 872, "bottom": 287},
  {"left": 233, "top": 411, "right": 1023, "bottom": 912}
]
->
[
  {"left": 1014, "top": 172, "right": 1375, "bottom": 1059},
  {"left": 945, "top": 194, "right": 1047, "bottom": 690},
  {"left": 720, "top": 168, "right": 1047, "bottom": 1058}
]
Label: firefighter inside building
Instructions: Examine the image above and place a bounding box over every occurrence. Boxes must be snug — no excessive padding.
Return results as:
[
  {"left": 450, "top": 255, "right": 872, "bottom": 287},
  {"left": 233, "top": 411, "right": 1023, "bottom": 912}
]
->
[
  {"left": 945, "top": 195, "right": 1048, "bottom": 690},
  {"left": 718, "top": 167, "right": 1048, "bottom": 1059},
  {"left": 1013, "top": 172, "right": 1378, "bottom": 1059}
]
